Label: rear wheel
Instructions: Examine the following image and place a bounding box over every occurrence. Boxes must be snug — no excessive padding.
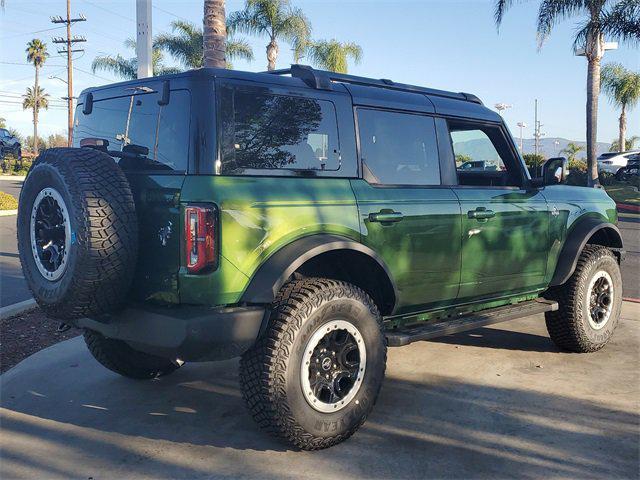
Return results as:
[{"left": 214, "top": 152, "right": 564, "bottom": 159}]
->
[
  {"left": 545, "top": 245, "right": 622, "bottom": 352},
  {"left": 84, "top": 329, "right": 180, "bottom": 379},
  {"left": 240, "top": 278, "right": 386, "bottom": 450}
]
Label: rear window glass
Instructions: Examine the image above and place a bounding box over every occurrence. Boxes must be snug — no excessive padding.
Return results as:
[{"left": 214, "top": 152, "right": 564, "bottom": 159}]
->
[
  {"left": 220, "top": 87, "right": 340, "bottom": 174},
  {"left": 73, "top": 89, "right": 190, "bottom": 171}
]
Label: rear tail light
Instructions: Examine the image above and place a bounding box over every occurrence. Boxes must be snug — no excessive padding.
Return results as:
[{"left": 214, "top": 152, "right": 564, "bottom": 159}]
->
[{"left": 184, "top": 205, "right": 217, "bottom": 274}]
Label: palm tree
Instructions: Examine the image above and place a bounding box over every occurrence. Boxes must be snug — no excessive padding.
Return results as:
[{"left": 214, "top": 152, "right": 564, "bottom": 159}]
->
[
  {"left": 561, "top": 142, "right": 585, "bottom": 162},
  {"left": 305, "top": 39, "right": 362, "bottom": 73},
  {"left": 495, "top": 0, "right": 640, "bottom": 186},
  {"left": 228, "top": 0, "right": 311, "bottom": 71},
  {"left": 609, "top": 135, "right": 640, "bottom": 152},
  {"left": 25, "top": 38, "right": 48, "bottom": 154},
  {"left": 601, "top": 63, "right": 640, "bottom": 152},
  {"left": 203, "top": 0, "right": 227, "bottom": 68},
  {"left": 22, "top": 86, "right": 49, "bottom": 155},
  {"left": 155, "top": 20, "right": 253, "bottom": 69},
  {"left": 92, "top": 40, "right": 181, "bottom": 80}
]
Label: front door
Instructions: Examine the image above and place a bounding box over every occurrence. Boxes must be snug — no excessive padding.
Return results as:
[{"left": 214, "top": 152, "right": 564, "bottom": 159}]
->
[
  {"left": 446, "top": 121, "right": 549, "bottom": 301},
  {"left": 351, "top": 108, "right": 462, "bottom": 315}
]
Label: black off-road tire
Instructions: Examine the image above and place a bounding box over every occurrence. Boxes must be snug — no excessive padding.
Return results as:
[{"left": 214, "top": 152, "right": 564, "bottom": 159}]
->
[
  {"left": 240, "top": 278, "right": 387, "bottom": 450},
  {"left": 84, "top": 329, "right": 180, "bottom": 379},
  {"left": 17, "top": 148, "right": 138, "bottom": 319},
  {"left": 544, "top": 245, "right": 622, "bottom": 352}
]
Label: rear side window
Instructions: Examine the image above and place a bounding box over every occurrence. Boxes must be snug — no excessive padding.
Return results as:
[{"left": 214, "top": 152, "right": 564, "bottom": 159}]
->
[
  {"left": 357, "top": 108, "right": 440, "bottom": 185},
  {"left": 74, "top": 89, "right": 190, "bottom": 171},
  {"left": 220, "top": 87, "right": 340, "bottom": 174}
]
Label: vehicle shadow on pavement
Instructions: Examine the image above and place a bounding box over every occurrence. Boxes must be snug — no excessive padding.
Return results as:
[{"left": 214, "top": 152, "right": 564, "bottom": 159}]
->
[
  {"left": 430, "top": 326, "right": 562, "bottom": 352},
  {"left": 1, "top": 330, "right": 638, "bottom": 479}
]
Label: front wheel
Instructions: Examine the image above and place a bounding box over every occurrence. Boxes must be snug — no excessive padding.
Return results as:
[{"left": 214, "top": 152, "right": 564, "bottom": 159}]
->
[
  {"left": 544, "top": 245, "right": 622, "bottom": 352},
  {"left": 240, "top": 278, "right": 387, "bottom": 450}
]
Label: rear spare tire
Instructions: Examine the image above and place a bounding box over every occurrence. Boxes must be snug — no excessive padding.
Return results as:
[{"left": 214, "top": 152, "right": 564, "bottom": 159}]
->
[{"left": 17, "top": 147, "right": 138, "bottom": 319}]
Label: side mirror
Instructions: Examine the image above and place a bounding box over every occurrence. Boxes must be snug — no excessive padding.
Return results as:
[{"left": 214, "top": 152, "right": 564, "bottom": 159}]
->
[{"left": 541, "top": 157, "right": 569, "bottom": 185}]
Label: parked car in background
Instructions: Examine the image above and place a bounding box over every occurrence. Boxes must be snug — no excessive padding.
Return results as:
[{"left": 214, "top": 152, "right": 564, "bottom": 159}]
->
[
  {"left": 0, "top": 128, "right": 21, "bottom": 159},
  {"left": 458, "top": 160, "right": 499, "bottom": 171},
  {"left": 614, "top": 156, "right": 639, "bottom": 180},
  {"left": 598, "top": 150, "right": 640, "bottom": 175}
]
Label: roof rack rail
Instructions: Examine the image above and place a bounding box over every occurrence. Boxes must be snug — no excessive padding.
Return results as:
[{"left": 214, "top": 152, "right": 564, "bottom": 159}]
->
[{"left": 265, "top": 64, "right": 483, "bottom": 105}]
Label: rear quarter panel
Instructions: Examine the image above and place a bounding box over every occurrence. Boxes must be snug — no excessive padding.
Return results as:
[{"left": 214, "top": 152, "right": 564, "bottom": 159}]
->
[
  {"left": 179, "top": 176, "right": 360, "bottom": 305},
  {"left": 541, "top": 185, "right": 618, "bottom": 284}
]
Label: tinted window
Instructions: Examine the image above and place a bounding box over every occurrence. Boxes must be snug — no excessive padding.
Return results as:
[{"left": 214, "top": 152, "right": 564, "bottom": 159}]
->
[
  {"left": 74, "top": 89, "right": 190, "bottom": 171},
  {"left": 448, "top": 123, "right": 522, "bottom": 187},
  {"left": 357, "top": 108, "right": 440, "bottom": 185},
  {"left": 220, "top": 87, "right": 340, "bottom": 174}
]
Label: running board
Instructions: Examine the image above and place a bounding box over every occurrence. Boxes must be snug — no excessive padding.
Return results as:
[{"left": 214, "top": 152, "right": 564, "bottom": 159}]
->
[{"left": 385, "top": 298, "right": 558, "bottom": 347}]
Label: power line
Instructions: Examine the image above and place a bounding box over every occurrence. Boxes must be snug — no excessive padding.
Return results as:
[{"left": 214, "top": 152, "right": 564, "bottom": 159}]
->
[
  {"left": 83, "top": 0, "right": 134, "bottom": 23},
  {"left": 0, "top": 25, "right": 66, "bottom": 40},
  {"left": 152, "top": 4, "right": 188, "bottom": 21},
  {"left": 0, "top": 61, "right": 67, "bottom": 67}
]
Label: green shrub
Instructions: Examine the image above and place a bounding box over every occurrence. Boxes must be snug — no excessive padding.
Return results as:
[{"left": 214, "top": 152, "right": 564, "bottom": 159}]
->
[
  {"left": 0, "top": 191, "right": 18, "bottom": 210},
  {"left": 568, "top": 159, "right": 587, "bottom": 172}
]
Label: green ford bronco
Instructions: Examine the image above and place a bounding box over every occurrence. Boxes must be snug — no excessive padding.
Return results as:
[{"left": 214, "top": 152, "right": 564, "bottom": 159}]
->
[{"left": 18, "top": 65, "right": 624, "bottom": 450}]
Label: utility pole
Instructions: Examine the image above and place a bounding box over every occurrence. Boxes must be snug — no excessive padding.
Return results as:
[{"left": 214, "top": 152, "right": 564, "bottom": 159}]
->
[
  {"left": 517, "top": 122, "right": 527, "bottom": 152},
  {"left": 51, "top": 1, "right": 85, "bottom": 147}
]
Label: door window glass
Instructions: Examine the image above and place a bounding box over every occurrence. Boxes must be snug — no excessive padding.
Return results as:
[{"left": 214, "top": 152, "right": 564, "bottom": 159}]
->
[
  {"left": 220, "top": 88, "right": 340, "bottom": 174},
  {"left": 357, "top": 108, "right": 440, "bottom": 185},
  {"left": 449, "top": 123, "right": 522, "bottom": 187}
]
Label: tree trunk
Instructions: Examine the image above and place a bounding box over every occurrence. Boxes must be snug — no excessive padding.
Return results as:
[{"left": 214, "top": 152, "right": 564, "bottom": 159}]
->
[
  {"left": 33, "top": 64, "right": 39, "bottom": 156},
  {"left": 203, "top": 0, "right": 226, "bottom": 68},
  {"left": 266, "top": 39, "right": 278, "bottom": 71},
  {"left": 619, "top": 104, "right": 626, "bottom": 152},
  {"left": 585, "top": 32, "right": 604, "bottom": 187}
]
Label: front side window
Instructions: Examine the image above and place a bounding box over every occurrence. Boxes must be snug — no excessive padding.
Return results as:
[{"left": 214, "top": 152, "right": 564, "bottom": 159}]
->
[
  {"left": 357, "top": 108, "right": 440, "bottom": 186},
  {"left": 220, "top": 87, "right": 340, "bottom": 174},
  {"left": 448, "top": 122, "right": 522, "bottom": 187}
]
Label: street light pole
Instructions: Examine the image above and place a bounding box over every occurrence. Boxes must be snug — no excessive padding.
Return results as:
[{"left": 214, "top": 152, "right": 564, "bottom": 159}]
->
[
  {"left": 495, "top": 103, "right": 512, "bottom": 115},
  {"left": 517, "top": 122, "right": 527, "bottom": 151},
  {"left": 136, "top": 0, "right": 153, "bottom": 78}
]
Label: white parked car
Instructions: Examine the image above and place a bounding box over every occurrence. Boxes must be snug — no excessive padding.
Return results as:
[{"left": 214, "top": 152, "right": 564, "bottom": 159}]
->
[{"left": 598, "top": 150, "right": 640, "bottom": 174}]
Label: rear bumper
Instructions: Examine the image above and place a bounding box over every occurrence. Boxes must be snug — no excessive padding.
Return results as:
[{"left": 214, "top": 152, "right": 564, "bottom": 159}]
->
[{"left": 77, "top": 304, "right": 266, "bottom": 362}]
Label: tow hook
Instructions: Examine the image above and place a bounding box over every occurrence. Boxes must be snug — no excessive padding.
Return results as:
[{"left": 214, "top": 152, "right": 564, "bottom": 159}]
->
[{"left": 57, "top": 323, "right": 71, "bottom": 333}]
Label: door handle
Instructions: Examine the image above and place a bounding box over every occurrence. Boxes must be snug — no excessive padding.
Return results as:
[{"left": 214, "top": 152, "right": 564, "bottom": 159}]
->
[
  {"left": 369, "top": 211, "right": 404, "bottom": 223},
  {"left": 468, "top": 207, "right": 495, "bottom": 220}
]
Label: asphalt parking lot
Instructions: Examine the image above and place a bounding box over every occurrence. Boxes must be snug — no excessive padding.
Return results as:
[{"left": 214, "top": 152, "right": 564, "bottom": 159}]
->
[{"left": 1, "top": 302, "right": 638, "bottom": 479}]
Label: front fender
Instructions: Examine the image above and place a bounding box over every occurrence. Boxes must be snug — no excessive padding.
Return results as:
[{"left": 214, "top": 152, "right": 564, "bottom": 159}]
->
[{"left": 549, "top": 217, "right": 624, "bottom": 286}]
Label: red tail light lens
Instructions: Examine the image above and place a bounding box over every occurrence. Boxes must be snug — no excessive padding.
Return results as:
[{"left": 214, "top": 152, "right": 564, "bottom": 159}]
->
[{"left": 184, "top": 205, "right": 217, "bottom": 274}]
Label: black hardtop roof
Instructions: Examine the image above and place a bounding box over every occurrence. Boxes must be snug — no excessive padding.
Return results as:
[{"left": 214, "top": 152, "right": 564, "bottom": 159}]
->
[{"left": 80, "top": 65, "right": 499, "bottom": 121}]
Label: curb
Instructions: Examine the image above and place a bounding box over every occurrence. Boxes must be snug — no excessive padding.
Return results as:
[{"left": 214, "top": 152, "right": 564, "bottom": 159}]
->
[
  {"left": 0, "top": 209, "right": 17, "bottom": 216},
  {"left": 616, "top": 203, "right": 640, "bottom": 214},
  {"left": 0, "top": 298, "right": 37, "bottom": 320},
  {"left": 0, "top": 175, "right": 25, "bottom": 181}
]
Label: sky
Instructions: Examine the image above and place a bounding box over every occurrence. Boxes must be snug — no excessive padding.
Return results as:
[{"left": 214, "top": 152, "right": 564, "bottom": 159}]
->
[{"left": 1, "top": 0, "right": 639, "bottom": 144}]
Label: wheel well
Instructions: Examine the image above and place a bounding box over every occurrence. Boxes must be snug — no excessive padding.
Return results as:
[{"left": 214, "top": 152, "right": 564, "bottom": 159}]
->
[
  {"left": 586, "top": 226, "right": 623, "bottom": 261},
  {"left": 295, "top": 249, "right": 396, "bottom": 315}
]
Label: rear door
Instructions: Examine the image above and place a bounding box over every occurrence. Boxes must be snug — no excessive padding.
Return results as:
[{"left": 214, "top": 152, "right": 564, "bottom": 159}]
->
[
  {"left": 444, "top": 120, "right": 549, "bottom": 300},
  {"left": 351, "top": 106, "right": 462, "bottom": 315},
  {"left": 74, "top": 85, "right": 191, "bottom": 303}
]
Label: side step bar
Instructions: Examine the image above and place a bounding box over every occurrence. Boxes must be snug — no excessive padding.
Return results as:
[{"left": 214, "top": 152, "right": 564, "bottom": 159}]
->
[{"left": 386, "top": 298, "right": 558, "bottom": 347}]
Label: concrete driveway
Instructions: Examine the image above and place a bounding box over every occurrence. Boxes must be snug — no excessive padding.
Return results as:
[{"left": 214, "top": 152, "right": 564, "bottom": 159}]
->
[{"left": 1, "top": 303, "right": 638, "bottom": 479}]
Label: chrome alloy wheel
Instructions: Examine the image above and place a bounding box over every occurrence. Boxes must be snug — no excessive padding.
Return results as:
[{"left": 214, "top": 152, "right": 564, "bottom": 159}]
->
[
  {"left": 29, "top": 187, "right": 71, "bottom": 281},
  {"left": 587, "top": 270, "right": 614, "bottom": 330},
  {"left": 301, "top": 320, "right": 366, "bottom": 413}
]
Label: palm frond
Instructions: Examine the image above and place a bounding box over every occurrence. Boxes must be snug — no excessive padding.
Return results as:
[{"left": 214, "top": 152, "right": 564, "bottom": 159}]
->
[
  {"left": 227, "top": 38, "right": 254, "bottom": 61},
  {"left": 278, "top": 6, "right": 311, "bottom": 45},
  {"left": 600, "top": 0, "right": 640, "bottom": 45},
  {"left": 25, "top": 38, "right": 49, "bottom": 67},
  {"left": 307, "top": 39, "right": 363, "bottom": 74},
  {"left": 91, "top": 54, "right": 137, "bottom": 80},
  {"left": 601, "top": 62, "right": 640, "bottom": 110},
  {"left": 537, "top": 0, "right": 589, "bottom": 46},
  {"left": 22, "top": 86, "right": 49, "bottom": 111},
  {"left": 227, "top": 6, "right": 269, "bottom": 37}
]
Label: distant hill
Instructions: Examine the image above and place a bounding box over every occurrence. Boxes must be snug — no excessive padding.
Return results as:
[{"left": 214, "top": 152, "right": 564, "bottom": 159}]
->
[{"left": 454, "top": 136, "right": 611, "bottom": 160}]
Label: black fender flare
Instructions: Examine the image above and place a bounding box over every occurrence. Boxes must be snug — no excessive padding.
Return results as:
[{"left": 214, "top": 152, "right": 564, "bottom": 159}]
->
[
  {"left": 549, "top": 217, "right": 624, "bottom": 286},
  {"left": 239, "top": 234, "right": 398, "bottom": 307}
]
